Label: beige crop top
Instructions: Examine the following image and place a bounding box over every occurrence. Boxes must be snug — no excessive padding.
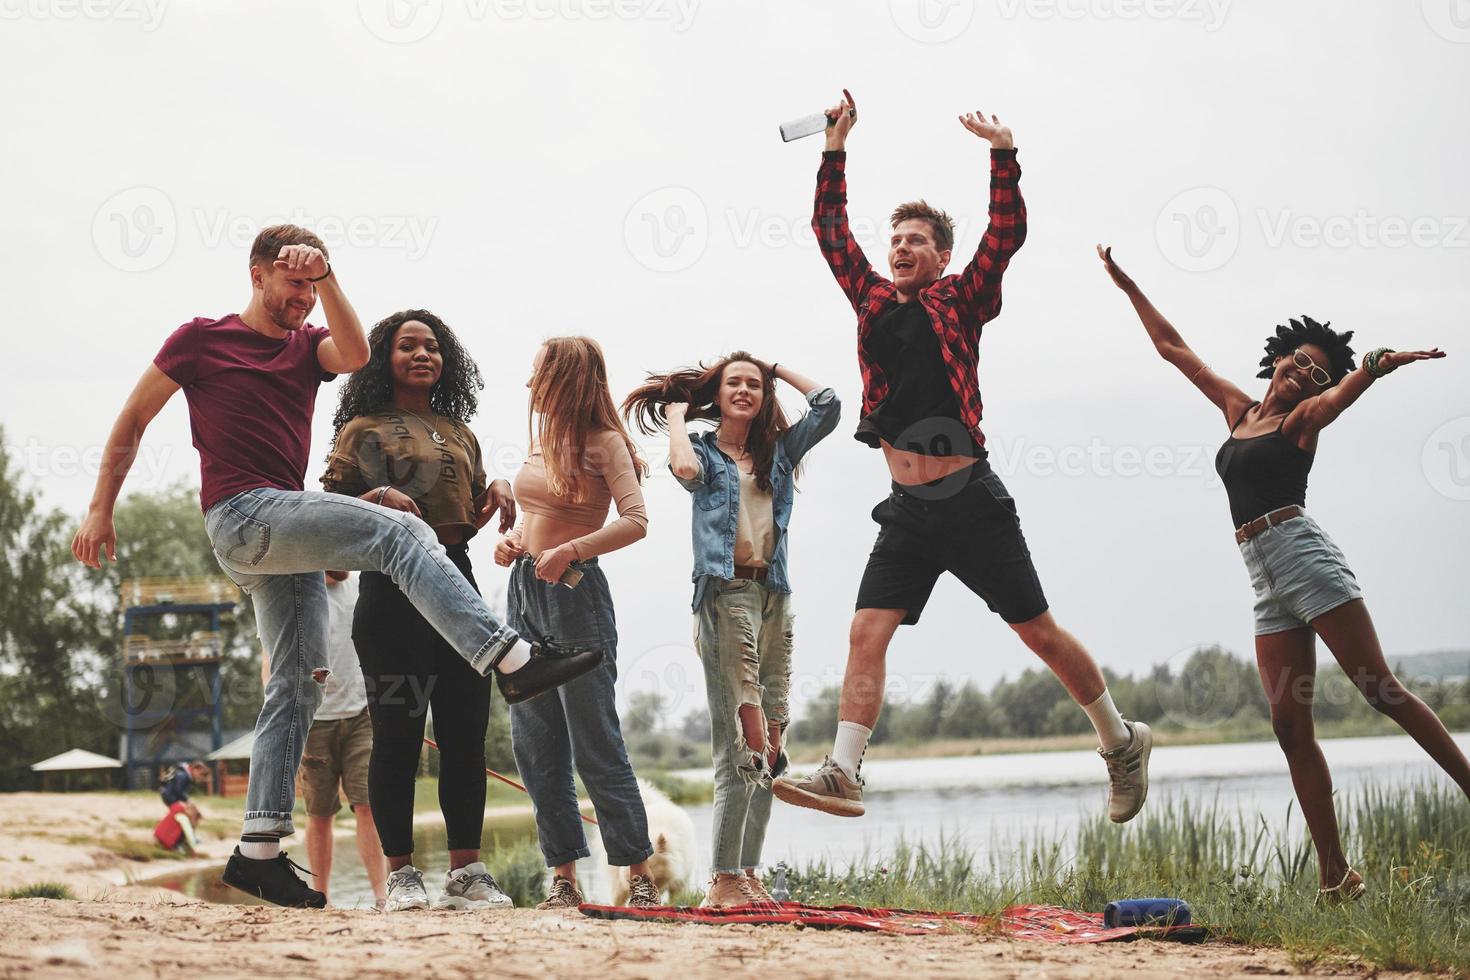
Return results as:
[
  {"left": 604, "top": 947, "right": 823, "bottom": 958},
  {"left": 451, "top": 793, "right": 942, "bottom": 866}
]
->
[
  {"left": 512, "top": 428, "right": 649, "bottom": 559},
  {"left": 322, "top": 411, "right": 487, "bottom": 539}
]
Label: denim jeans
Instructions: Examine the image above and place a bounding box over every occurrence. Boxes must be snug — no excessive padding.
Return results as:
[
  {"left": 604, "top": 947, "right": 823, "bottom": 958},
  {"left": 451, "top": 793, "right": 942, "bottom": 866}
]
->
[
  {"left": 506, "top": 554, "right": 652, "bottom": 867},
  {"left": 204, "top": 488, "right": 519, "bottom": 837},
  {"left": 695, "top": 577, "right": 793, "bottom": 875}
]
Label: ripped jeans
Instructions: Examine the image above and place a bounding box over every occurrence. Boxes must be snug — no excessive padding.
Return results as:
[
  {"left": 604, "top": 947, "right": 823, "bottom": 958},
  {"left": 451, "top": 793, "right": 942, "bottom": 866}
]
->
[{"left": 695, "top": 577, "right": 793, "bottom": 875}]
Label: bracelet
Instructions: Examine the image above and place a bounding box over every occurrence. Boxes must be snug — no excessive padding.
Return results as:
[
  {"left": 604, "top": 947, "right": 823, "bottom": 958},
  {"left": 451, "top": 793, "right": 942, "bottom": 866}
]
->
[
  {"left": 1189, "top": 362, "right": 1210, "bottom": 383},
  {"left": 770, "top": 362, "right": 779, "bottom": 380},
  {"left": 1364, "top": 347, "right": 1395, "bottom": 379},
  {"left": 375, "top": 486, "right": 389, "bottom": 505},
  {"left": 309, "top": 262, "right": 333, "bottom": 283}
]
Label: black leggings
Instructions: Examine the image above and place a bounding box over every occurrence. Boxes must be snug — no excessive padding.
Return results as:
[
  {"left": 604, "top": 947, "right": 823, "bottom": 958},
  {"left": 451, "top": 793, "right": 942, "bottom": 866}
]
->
[{"left": 353, "top": 544, "right": 493, "bottom": 858}]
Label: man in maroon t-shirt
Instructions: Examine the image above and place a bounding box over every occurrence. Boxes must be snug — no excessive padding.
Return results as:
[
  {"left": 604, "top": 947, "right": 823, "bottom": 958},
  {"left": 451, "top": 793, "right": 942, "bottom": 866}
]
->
[{"left": 72, "top": 225, "right": 601, "bottom": 908}]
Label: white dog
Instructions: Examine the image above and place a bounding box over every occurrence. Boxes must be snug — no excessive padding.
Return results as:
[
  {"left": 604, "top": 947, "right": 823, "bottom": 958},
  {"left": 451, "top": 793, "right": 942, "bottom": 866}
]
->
[{"left": 604, "top": 778, "right": 697, "bottom": 906}]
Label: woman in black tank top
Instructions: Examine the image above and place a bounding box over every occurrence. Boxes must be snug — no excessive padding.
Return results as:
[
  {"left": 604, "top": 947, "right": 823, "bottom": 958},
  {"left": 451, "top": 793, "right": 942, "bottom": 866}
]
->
[{"left": 1098, "top": 245, "right": 1468, "bottom": 903}]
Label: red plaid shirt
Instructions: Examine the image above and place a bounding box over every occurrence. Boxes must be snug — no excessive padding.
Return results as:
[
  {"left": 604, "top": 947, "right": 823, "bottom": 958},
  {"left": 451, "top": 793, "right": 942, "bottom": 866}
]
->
[{"left": 812, "top": 148, "right": 1026, "bottom": 449}]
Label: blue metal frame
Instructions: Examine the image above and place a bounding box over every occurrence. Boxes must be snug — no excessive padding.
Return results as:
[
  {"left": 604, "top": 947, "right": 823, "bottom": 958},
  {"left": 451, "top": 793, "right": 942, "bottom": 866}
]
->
[{"left": 121, "top": 598, "right": 235, "bottom": 790}]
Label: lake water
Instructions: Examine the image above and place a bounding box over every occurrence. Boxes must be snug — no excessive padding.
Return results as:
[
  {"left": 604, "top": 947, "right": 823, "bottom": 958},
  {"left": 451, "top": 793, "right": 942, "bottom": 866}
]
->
[{"left": 148, "top": 732, "right": 1470, "bottom": 908}]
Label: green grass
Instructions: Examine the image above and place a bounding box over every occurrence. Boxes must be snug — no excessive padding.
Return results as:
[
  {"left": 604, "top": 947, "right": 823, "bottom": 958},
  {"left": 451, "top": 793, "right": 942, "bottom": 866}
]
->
[
  {"left": 785, "top": 781, "right": 1470, "bottom": 975},
  {"left": 5, "top": 882, "right": 75, "bottom": 900}
]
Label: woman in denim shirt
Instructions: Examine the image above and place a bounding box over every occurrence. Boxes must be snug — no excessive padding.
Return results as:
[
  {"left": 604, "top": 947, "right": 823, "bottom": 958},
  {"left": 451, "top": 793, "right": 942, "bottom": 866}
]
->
[{"left": 625, "top": 353, "right": 840, "bottom": 906}]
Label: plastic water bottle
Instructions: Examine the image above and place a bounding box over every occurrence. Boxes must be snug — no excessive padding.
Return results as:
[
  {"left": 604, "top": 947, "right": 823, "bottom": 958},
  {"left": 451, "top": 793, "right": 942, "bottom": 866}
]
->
[{"left": 770, "top": 862, "right": 790, "bottom": 903}]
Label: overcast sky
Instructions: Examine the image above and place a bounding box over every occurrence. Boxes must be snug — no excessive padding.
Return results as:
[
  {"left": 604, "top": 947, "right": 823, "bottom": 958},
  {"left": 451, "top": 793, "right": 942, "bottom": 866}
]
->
[{"left": 3, "top": 0, "right": 1467, "bottom": 722}]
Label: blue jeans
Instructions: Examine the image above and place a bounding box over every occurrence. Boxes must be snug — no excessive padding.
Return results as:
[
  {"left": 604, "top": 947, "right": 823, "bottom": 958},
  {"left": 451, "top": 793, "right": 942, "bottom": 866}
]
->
[
  {"left": 204, "top": 488, "right": 519, "bottom": 837},
  {"left": 695, "top": 577, "right": 793, "bottom": 875},
  {"left": 506, "top": 555, "right": 652, "bottom": 867}
]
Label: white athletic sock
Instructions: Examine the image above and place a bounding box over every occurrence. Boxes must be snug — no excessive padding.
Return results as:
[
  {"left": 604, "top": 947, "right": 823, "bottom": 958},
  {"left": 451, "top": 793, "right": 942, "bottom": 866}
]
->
[
  {"left": 1082, "top": 691, "right": 1131, "bottom": 752},
  {"left": 238, "top": 838, "right": 280, "bottom": 860},
  {"left": 831, "top": 721, "right": 872, "bottom": 779},
  {"left": 496, "top": 639, "right": 533, "bottom": 674}
]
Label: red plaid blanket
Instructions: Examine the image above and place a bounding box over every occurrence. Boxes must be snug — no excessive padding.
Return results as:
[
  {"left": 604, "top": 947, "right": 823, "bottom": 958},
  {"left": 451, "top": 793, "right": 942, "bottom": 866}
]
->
[{"left": 579, "top": 902, "right": 1205, "bottom": 943}]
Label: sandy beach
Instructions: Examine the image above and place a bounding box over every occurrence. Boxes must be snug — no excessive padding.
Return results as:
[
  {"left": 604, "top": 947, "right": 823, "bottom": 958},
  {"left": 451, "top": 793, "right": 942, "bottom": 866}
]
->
[
  {"left": 0, "top": 792, "right": 1437, "bottom": 979},
  {"left": 0, "top": 896, "right": 1408, "bottom": 980}
]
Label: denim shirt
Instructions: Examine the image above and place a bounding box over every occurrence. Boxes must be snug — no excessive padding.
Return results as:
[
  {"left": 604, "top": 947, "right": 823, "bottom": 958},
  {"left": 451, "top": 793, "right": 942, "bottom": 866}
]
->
[{"left": 673, "top": 387, "right": 841, "bottom": 610}]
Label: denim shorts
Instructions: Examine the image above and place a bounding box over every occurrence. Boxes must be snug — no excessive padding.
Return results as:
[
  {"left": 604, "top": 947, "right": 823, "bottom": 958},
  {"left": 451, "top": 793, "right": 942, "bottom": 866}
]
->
[{"left": 1237, "top": 513, "right": 1363, "bottom": 635}]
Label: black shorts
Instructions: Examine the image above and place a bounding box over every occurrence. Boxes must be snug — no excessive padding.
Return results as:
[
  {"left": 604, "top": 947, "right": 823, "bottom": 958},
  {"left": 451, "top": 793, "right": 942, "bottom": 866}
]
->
[{"left": 855, "top": 459, "right": 1049, "bottom": 626}]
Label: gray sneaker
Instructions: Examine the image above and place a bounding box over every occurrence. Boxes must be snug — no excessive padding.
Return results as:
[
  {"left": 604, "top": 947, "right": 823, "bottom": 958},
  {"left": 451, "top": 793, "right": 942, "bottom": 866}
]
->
[
  {"left": 772, "top": 756, "right": 865, "bottom": 817},
  {"left": 433, "top": 862, "right": 514, "bottom": 911},
  {"left": 1100, "top": 720, "right": 1152, "bottom": 823},
  {"left": 536, "top": 875, "right": 584, "bottom": 910},
  {"left": 384, "top": 865, "right": 430, "bottom": 912}
]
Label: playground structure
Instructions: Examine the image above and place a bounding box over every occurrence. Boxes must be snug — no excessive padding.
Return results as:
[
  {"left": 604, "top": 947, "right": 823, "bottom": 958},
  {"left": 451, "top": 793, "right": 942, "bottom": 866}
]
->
[{"left": 120, "top": 577, "right": 238, "bottom": 792}]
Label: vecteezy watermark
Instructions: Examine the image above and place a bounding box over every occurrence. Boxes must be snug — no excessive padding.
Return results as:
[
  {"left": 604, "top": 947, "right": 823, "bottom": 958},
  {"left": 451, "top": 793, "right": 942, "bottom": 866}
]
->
[
  {"left": 93, "top": 186, "right": 177, "bottom": 273},
  {"left": 1422, "top": 416, "right": 1470, "bottom": 501},
  {"left": 92, "top": 191, "right": 439, "bottom": 272},
  {"left": 892, "top": 0, "right": 1229, "bottom": 42},
  {"left": 4, "top": 437, "right": 178, "bottom": 487},
  {"left": 624, "top": 189, "right": 974, "bottom": 272},
  {"left": 889, "top": 0, "right": 975, "bottom": 43},
  {"left": 994, "top": 0, "right": 1230, "bottom": 30},
  {"left": 1256, "top": 209, "right": 1470, "bottom": 250},
  {"left": 1421, "top": 0, "right": 1470, "bottom": 43},
  {"left": 0, "top": 0, "right": 169, "bottom": 30},
  {"left": 358, "top": 0, "right": 698, "bottom": 43},
  {"left": 358, "top": 0, "right": 443, "bottom": 43},
  {"left": 192, "top": 207, "right": 437, "bottom": 260},
  {"left": 624, "top": 187, "right": 708, "bottom": 273},
  {"left": 1155, "top": 186, "right": 1240, "bottom": 272}
]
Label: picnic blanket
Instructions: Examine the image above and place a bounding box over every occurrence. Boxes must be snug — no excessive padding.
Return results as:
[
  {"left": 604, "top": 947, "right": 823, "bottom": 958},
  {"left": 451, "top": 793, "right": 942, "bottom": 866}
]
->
[{"left": 579, "top": 901, "right": 1207, "bottom": 943}]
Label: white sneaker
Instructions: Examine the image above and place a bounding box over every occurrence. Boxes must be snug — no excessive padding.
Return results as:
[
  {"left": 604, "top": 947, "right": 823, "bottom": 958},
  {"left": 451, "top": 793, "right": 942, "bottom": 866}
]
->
[
  {"left": 384, "top": 865, "right": 430, "bottom": 912},
  {"left": 1099, "top": 720, "right": 1152, "bottom": 823},
  {"left": 433, "top": 862, "right": 514, "bottom": 911}
]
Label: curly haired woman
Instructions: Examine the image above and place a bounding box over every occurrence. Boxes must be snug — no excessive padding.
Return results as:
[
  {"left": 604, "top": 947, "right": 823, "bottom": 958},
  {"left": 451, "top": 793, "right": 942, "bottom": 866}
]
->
[
  {"left": 324, "top": 311, "right": 596, "bottom": 912},
  {"left": 1098, "top": 246, "right": 1470, "bottom": 903}
]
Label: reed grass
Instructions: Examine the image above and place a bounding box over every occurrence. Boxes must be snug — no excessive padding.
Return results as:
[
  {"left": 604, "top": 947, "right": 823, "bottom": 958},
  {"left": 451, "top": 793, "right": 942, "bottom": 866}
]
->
[{"left": 784, "top": 780, "right": 1470, "bottom": 974}]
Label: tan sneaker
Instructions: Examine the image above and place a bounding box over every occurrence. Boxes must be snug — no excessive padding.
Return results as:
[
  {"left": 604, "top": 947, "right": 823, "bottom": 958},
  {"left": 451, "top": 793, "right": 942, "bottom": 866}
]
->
[
  {"left": 1099, "top": 720, "right": 1152, "bottom": 823},
  {"left": 701, "top": 872, "right": 756, "bottom": 908},
  {"left": 535, "top": 875, "right": 584, "bottom": 910},
  {"left": 743, "top": 871, "right": 777, "bottom": 905},
  {"left": 772, "top": 756, "right": 865, "bottom": 817},
  {"left": 625, "top": 873, "right": 662, "bottom": 909}
]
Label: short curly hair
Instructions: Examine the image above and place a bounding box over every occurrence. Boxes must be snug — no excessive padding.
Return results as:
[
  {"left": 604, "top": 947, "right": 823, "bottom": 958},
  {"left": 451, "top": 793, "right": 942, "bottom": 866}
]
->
[
  {"left": 329, "top": 309, "right": 483, "bottom": 450},
  {"left": 1257, "top": 315, "right": 1356, "bottom": 385}
]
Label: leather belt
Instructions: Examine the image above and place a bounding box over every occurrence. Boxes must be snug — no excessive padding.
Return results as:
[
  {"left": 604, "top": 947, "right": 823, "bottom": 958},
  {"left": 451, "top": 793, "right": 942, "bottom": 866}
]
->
[
  {"left": 1234, "top": 505, "right": 1304, "bottom": 544},
  {"left": 732, "top": 564, "right": 769, "bottom": 582}
]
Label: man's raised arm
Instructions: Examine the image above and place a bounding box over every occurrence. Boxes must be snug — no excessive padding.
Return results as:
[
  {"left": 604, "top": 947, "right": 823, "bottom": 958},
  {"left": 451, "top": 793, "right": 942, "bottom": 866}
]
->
[
  {"left": 811, "top": 88, "right": 884, "bottom": 312},
  {"left": 954, "top": 109, "right": 1027, "bottom": 328},
  {"left": 71, "top": 364, "right": 180, "bottom": 568}
]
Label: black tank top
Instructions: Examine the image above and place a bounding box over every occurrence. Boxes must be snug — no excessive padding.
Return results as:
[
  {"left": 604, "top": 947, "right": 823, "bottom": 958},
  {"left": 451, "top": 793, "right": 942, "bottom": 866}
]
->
[
  {"left": 1214, "top": 402, "right": 1314, "bottom": 529},
  {"left": 854, "top": 300, "right": 979, "bottom": 457}
]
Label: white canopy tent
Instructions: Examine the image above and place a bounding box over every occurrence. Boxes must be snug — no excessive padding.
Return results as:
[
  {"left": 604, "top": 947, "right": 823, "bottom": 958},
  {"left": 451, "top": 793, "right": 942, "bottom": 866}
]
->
[{"left": 31, "top": 748, "right": 123, "bottom": 791}]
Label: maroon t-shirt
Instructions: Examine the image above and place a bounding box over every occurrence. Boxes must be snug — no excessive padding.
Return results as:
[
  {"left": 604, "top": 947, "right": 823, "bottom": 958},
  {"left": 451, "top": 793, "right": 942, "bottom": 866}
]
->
[{"left": 154, "top": 314, "right": 335, "bottom": 512}]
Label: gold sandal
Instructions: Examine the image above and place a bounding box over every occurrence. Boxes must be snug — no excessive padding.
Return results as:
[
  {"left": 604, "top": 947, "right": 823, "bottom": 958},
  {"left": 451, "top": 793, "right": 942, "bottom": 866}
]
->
[{"left": 1316, "top": 867, "right": 1366, "bottom": 906}]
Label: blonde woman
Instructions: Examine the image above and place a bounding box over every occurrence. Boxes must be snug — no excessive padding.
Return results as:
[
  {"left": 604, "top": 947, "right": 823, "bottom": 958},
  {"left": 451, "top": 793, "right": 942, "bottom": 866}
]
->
[{"left": 495, "top": 337, "right": 660, "bottom": 909}]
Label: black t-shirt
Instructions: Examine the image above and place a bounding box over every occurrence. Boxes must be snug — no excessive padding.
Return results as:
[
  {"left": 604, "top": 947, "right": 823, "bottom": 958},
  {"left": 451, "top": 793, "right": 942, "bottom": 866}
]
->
[{"left": 854, "top": 300, "right": 979, "bottom": 457}]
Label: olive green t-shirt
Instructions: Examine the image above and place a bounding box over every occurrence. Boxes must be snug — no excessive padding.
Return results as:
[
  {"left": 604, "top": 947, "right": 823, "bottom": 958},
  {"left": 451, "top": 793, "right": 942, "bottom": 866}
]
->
[{"left": 322, "top": 411, "right": 488, "bottom": 539}]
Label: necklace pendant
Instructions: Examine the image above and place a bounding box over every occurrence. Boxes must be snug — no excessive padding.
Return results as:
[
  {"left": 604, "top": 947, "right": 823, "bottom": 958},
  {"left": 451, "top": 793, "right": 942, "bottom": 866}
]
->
[{"left": 431, "top": 431, "right": 446, "bottom": 445}]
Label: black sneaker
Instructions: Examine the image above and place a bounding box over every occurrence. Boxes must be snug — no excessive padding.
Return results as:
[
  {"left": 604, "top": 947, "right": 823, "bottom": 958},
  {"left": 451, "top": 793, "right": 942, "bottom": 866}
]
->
[
  {"left": 222, "top": 847, "right": 327, "bottom": 908},
  {"left": 496, "top": 638, "right": 603, "bottom": 705}
]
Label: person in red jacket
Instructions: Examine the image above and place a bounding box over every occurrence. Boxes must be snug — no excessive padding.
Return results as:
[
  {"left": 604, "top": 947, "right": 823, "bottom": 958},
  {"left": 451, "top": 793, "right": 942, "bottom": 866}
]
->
[
  {"left": 154, "top": 801, "right": 203, "bottom": 855},
  {"left": 775, "top": 90, "right": 1152, "bottom": 824}
]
